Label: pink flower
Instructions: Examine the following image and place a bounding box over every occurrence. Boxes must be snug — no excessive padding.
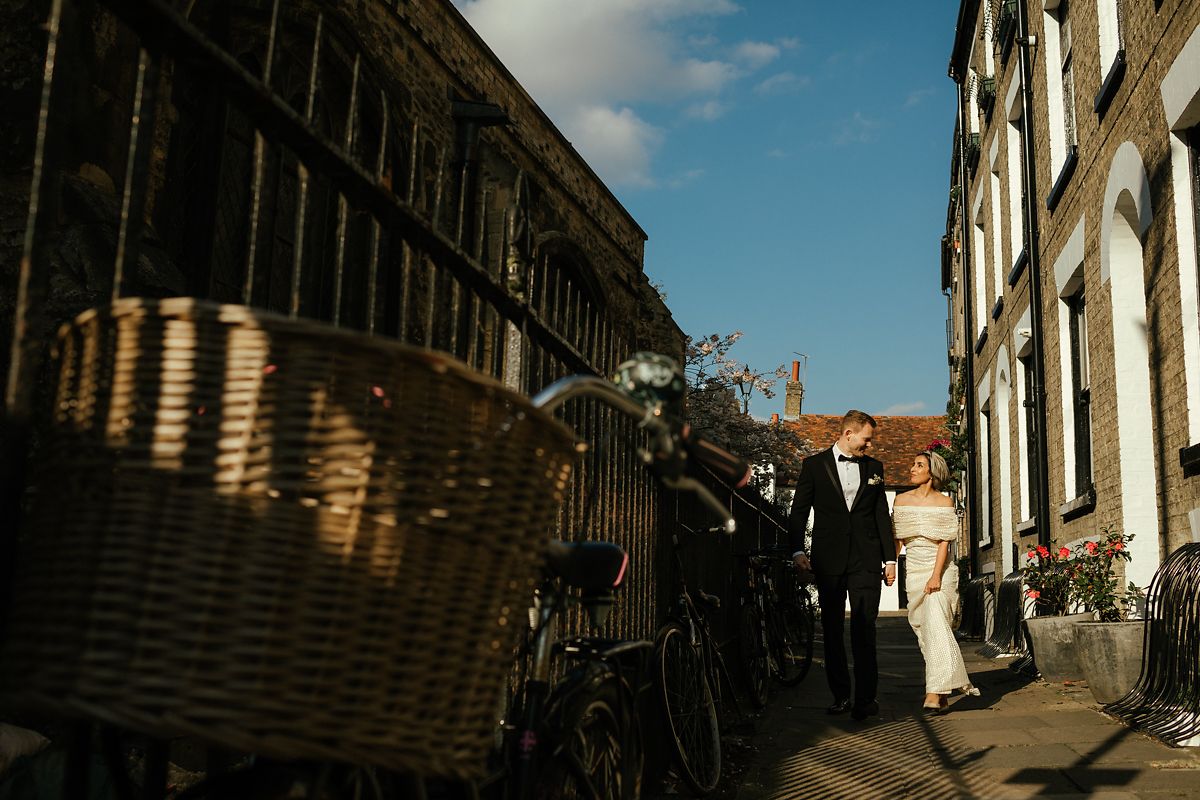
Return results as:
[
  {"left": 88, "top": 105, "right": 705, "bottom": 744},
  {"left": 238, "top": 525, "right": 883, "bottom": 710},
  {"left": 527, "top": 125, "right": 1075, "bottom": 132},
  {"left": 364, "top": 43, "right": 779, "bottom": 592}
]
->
[
  {"left": 1058, "top": 546, "right": 1070, "bottom": 559},
  {"left": 1026, "top": 589, "right": 1041, "bottom": 599},
  {"left": 1085, "top": 541, "right": 1098, "bottom": 554}
]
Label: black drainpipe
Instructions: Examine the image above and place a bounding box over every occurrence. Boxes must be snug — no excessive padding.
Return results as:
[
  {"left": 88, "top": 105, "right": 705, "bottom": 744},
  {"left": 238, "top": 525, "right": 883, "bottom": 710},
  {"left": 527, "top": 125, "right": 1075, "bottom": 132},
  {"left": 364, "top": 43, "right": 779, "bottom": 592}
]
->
[
  {"left": 952, "top": 90, "right": 979, "bottom": 577},
  {"left": 1015, "top": 0, "right": 1053, "bottom": 546}
]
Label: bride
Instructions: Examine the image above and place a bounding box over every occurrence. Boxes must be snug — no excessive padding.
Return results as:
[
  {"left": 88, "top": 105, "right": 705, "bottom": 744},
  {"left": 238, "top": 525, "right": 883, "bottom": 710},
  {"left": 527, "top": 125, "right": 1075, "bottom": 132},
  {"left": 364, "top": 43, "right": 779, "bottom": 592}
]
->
[{"left": 891, "top": 450, "right": 976, "bottom": 713}]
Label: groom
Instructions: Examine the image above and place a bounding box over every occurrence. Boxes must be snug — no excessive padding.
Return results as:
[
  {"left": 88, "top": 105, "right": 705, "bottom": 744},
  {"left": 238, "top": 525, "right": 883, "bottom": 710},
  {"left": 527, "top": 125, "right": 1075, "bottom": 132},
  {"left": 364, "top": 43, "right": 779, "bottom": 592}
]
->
[{"left": 789, "top": 410, "right": 895, "bottom": 721}]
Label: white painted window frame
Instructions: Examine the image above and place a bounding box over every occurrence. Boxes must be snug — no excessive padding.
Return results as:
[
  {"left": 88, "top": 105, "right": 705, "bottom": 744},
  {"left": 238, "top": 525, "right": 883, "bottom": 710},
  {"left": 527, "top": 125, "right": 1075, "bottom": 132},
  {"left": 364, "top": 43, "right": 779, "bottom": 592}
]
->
[
  {"left": 977, "top": 369, "right": 993, "bottom": 549},
  {"left": 990, "top": 134, "right": 1004, "bottom": 306},
  {"left": 1006, "top": 75, "right": 1025, "bottom": 276},
  {"left": 1053, "top": 219, "right": 1086, "bottom": 502},
  {"left": 1042, "top": 0, "right": 1069, "bottom": 178},
  {"left": 1160, "top": 25, "right": 1200, "bottom": 447}
]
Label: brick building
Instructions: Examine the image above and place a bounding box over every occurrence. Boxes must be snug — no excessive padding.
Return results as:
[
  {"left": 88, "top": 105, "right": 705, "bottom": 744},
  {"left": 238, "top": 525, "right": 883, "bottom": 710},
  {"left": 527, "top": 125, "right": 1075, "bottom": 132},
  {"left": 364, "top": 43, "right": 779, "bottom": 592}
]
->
[{"left": 945, "top": 0, "right": 1200, "bottom": 590}]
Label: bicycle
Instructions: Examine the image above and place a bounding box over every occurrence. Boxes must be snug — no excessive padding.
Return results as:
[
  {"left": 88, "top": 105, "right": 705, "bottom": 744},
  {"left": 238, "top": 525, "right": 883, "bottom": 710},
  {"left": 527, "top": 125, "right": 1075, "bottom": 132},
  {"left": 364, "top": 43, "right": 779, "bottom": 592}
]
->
[
  {"left": 736, "top": 547, "right": 816, "bottom": 709},
  {"left": 653, "top": 520, "right": 750, "bottom": 798},
  {"left": 482, "top": 357, "right": 744, "bottom": 800},
  {"left": 21, "top": 350, "right": 747, "bottom": 800}
]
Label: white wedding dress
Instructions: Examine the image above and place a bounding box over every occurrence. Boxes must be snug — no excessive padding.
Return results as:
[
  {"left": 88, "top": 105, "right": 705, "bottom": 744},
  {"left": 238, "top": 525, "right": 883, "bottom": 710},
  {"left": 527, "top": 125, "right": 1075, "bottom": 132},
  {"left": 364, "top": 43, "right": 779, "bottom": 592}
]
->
[{"left": 893, "top": 506, "right": 975, "bottom": 695}]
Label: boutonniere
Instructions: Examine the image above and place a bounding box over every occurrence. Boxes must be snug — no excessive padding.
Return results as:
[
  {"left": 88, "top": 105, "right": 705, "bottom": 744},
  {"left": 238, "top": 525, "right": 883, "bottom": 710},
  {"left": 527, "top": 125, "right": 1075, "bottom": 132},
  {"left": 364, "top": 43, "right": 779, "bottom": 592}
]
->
[{"left": 867, "top": 474, "right": 883, "bottom": 486}]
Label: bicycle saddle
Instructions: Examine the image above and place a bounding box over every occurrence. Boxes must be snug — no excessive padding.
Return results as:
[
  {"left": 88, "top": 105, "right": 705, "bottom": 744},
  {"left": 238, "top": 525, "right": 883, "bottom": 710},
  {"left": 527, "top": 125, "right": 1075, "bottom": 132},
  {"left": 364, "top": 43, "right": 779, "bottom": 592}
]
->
[
  {"left": 545, "top": 540, "right": 629, "bottom": 593},
  {"left": 695, "top": 589, "right": 722, "bottom": 609}
]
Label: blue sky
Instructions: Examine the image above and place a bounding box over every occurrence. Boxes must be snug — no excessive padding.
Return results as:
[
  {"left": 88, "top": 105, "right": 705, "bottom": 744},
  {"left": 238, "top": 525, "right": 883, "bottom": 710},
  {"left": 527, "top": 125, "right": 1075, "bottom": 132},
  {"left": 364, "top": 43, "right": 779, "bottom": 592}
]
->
[{"left": 456, "top": 0, "right": 959, "bottom": 420}]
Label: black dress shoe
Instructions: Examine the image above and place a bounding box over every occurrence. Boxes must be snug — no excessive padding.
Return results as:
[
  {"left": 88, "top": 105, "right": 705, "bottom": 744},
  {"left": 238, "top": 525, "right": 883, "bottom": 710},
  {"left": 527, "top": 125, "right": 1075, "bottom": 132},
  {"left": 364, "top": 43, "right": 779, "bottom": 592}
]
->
[
  {"left": 826, "top": 699, "right": 853, "bottom": 715},
  {"left": 851, "top": 700, "right": 879, "bottom": 721}
]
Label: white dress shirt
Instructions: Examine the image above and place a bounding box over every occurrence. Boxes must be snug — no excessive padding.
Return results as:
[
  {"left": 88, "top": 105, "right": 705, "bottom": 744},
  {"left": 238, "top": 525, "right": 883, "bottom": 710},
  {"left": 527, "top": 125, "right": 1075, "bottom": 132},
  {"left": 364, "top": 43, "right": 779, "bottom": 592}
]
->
[{"left": 833, "top": 442, "right": 860, "bottom": 510}]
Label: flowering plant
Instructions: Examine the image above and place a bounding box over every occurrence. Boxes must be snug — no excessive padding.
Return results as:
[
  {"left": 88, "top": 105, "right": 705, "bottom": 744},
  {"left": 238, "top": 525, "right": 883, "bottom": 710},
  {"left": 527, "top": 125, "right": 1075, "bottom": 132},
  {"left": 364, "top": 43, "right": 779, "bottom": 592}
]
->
[
  {"left": 1070, "top": 526, "right": 1141, "bottom": 621},
  {"left": 925, "top": 437, "right": 964, "bottom": 492},
  {"left": 1023, "top": 543, "right": 1074, "bottom": 615}
]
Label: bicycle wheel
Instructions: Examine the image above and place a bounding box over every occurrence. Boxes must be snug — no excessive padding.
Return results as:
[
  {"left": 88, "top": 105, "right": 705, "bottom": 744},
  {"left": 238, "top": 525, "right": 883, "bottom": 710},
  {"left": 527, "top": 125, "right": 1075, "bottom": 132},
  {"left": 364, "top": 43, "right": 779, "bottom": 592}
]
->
[
  {"left": 770, "top": 599, "right": 814, "bottom": 686},
  {"left": 655, "top": 623, "right": 720, "bottom": 796},
  {"left": 538, "top": 669, "right": 640, "bottom": 800},
  {"left": 736, "top": 603, "right": 769, "bottom": 709}
]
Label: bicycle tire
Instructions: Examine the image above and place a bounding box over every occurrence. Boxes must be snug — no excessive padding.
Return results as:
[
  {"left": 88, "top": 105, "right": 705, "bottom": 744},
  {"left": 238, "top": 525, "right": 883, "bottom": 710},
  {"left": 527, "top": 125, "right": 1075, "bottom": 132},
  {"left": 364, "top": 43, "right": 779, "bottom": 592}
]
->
[
  {"left": 538, "top": 668, "right": 641, "bottom": 800},
  {"left": 770, "top": 600, "right": 814, "bottom": 686},
  {"left": 655, "top": 623, "right": 721, "bottom": 796},
  {"left": 736, "top": 603, "right": 769, "bottom": 709}
]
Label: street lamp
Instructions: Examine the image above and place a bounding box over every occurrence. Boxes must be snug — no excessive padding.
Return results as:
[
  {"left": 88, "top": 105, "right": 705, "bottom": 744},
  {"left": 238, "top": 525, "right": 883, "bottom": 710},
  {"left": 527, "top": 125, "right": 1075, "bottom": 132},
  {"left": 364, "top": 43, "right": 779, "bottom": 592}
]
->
[{"left": 735, "top": 365, "right": 753, "bottom": 414}]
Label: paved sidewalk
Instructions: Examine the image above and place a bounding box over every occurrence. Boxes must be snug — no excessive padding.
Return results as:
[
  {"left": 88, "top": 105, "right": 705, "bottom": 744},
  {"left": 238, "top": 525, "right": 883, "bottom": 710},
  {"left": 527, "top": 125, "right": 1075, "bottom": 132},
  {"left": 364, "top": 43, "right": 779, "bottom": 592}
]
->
[{"left": 729, "top": 615, "right": 1200, "bottom": 799}]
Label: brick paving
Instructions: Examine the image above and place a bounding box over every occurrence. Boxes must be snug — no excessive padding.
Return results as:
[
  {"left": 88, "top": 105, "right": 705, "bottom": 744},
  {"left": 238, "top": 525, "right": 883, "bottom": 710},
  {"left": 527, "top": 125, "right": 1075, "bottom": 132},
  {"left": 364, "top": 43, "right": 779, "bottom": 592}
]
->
[{"left": 723, "top": 615, "right": 1200, "bottom": 799}]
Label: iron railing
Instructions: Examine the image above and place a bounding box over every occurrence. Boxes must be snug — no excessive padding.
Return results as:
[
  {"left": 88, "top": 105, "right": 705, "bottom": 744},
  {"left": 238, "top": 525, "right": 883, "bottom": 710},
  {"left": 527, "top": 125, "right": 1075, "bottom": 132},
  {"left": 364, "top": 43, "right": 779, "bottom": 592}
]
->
[
  {"left": 1107, "top": 543, "right": 1200, "bottom": 746},
  {"left": 955, "top": 574, "right": 994, "bottom": 640},
  {"left": 0, "top": 0, "right": 787, "bottom": 662},
  {"left": 977, "top": 569, "right": 1027, "bottom": 658}
]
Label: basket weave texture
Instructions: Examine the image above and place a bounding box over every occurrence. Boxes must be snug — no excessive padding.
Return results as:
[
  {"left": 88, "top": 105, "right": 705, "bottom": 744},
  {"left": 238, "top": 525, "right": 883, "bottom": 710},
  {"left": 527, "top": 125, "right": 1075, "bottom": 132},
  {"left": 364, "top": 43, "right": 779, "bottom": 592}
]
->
[{"left": 0, "top": 298, "right": 576, "bottom": 777}]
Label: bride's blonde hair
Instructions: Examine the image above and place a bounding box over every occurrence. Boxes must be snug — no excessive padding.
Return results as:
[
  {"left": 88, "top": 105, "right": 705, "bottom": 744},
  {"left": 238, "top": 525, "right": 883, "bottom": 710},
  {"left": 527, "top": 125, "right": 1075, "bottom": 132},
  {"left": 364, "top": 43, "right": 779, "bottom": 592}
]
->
[{"left": 920, "top": 450, "right": 949, "bottom": 491}]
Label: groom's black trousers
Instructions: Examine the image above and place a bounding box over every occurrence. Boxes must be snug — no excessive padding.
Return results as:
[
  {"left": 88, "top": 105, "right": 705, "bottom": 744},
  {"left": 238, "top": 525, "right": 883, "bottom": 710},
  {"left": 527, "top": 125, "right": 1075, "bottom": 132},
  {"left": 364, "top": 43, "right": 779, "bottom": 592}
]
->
[{"left": 815, "top": 568, "right": 882, "bottom": 705}]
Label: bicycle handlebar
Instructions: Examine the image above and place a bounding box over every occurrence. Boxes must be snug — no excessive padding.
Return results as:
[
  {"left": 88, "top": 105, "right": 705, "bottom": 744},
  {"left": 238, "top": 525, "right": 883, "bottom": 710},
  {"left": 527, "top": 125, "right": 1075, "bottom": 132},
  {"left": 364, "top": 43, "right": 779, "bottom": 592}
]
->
[{"left": 531, "top": 374, "right": 739, "bottom": 535}]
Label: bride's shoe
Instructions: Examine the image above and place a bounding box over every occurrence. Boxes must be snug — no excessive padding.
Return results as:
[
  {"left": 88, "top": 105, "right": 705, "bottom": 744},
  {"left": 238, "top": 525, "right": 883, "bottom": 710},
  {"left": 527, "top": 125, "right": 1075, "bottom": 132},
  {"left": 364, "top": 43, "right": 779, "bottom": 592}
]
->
[{"left": 922, "top": 695, "right": 949, "bottom": 715}]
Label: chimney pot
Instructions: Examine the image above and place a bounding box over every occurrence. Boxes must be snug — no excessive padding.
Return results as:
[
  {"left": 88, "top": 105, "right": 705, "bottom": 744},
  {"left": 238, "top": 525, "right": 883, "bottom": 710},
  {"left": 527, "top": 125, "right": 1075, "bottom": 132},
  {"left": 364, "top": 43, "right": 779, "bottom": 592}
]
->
[
  {"left": 771, "top": 413, "right": 779, "bottom": 424},
  {"left": 791, "top": 360, "right": 800, "bottom": 382}
]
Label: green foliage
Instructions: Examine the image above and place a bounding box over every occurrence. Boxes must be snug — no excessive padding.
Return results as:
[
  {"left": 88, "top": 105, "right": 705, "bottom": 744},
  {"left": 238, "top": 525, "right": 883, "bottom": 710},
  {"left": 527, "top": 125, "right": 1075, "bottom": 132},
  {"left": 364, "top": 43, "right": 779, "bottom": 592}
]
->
[
  {"left": 1023, "top": 526, "right": 1142, "bottom": 619},
  {"left": 928, "top": 370, "right": 969, "bottom": 494},
  {"left": 683, "top": 331, "right": 815, "bottom": 483},
  {"left": 1023, "top": 543, "right": 1074, "bottom": 616},
  {"left": 1069, "top": 526, "right": 1140, "bottom": 621}
]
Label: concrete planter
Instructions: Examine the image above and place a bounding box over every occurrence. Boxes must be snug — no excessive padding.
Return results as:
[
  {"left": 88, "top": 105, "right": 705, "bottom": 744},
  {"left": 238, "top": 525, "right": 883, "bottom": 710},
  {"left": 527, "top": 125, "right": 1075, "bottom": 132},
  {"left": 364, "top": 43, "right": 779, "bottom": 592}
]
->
[
  {"left": 1072, "top": 620, "right": 1146, "bottom": 704},
  {"left": 1023, "top": 612, "right": 1094, "bottom": 682}
]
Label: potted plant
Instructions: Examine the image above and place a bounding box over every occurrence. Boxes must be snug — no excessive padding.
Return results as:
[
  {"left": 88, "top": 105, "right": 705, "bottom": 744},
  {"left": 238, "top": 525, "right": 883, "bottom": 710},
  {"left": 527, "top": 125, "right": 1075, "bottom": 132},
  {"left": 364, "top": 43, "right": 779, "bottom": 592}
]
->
[
  {"left": 1069, "top": 527, "right": 1146, "bottom": 703},
  {"left": 1022, "top": 544, "right": 1093, "bottom": 682}
]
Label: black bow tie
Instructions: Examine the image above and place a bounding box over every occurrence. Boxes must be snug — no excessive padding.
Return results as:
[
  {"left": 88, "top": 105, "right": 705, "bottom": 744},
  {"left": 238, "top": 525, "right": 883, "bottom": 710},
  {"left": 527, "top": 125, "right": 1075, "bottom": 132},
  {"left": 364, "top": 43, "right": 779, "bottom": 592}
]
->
[{"left": 838, "top": 454, "right": 860, "bottom": 463}]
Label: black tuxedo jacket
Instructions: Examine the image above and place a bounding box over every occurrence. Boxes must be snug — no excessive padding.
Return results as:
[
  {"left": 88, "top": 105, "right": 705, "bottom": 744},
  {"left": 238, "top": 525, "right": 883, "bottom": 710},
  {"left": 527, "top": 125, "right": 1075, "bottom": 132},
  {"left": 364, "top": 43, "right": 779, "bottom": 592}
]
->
[{"left": 787, "top": 447, "right": 893, "bottom": 576}]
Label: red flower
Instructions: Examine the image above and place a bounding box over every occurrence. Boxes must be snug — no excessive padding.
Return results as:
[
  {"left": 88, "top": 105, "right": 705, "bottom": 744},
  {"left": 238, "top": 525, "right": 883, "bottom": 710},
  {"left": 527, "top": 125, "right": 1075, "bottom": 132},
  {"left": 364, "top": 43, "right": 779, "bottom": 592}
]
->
[
  {"left": 1026, "top": 552, "right": 1036, "bottom": 560},
  {"left": 1113, "top": 541, "right": 1124, "bottom": 551},
  {"left": 1026, "top": 589, "right": 1041, "bottom": 599},
  {"left": 1085, "top": 541, "right": 1098, "bottom": 554},
  {"left": 1058, "top": 546, "right": 1070, "bottom": 559},
  {"left": 1036, "top": 545, "right": 1050, "bottom": 558}
]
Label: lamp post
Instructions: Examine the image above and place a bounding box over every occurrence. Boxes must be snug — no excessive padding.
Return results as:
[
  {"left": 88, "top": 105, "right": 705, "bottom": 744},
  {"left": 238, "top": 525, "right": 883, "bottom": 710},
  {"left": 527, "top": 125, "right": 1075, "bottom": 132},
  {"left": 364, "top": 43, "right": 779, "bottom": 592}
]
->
[{"left": 735, "top": 365, "right": 753, "bottom": 415}]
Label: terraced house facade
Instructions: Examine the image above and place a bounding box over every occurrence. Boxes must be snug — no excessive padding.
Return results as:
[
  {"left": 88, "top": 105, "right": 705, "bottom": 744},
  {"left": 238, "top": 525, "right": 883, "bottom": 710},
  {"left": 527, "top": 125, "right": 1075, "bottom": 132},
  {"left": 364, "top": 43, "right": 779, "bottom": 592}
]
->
[{"left": 944, "top": 0, "right": 1200, "bottom": 593}]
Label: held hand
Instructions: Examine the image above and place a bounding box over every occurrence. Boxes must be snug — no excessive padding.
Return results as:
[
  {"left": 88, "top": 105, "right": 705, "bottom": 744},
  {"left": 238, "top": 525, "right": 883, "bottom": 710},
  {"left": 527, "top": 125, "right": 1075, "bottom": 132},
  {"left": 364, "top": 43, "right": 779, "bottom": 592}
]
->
[
  {"left": 924, "top": 576, "right": 941, "bottom": 594},
  {"left": 793, "top": 553, "right": 812, "bottom": 573},
  {"left": 883, "top": 564, "right": 896, "bottom": 586}
]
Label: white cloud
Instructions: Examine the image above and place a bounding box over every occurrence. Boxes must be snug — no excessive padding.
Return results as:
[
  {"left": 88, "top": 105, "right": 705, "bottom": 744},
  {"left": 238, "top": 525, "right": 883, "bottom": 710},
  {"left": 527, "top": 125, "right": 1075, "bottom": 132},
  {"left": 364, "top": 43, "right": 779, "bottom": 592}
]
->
[
  {"left": 880, "top": 401, "right": 927, "bottom": 415},
  {"left": 568, "top": 105, "right": 663, "bottom": 188},
  {"left": 733, "top": 41, "right": 780, "bottom": 69},
  {"left": 904, "top": 88, "right": 935, "bottom": 108},
  {"left": 456, "top": 0, "right": 757, "bottom": 188},
  {"left": 668, "top": 168, "right": 706, "bottom": 188},
  {"left": 766, "top": 148, "right": 788, "bottom": 158},
  {"left": 754, "top": 71, "right": 811, "bottom": 95},
  {"left": 834, "top": 111, "right": 881, "bottom": 145},
  {"left": 456, "top": 0, "right": 741, "bottom": 106},
  {"left": 685, "top": 100, "right": 727, "bottom": 121}
]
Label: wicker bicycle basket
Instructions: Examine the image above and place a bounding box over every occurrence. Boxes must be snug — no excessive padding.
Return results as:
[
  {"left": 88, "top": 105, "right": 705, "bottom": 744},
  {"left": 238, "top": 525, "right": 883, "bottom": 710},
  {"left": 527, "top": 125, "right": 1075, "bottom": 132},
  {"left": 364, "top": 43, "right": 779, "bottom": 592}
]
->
[{"left": 0, "top": 298, "right": 577, "bottom": 778}]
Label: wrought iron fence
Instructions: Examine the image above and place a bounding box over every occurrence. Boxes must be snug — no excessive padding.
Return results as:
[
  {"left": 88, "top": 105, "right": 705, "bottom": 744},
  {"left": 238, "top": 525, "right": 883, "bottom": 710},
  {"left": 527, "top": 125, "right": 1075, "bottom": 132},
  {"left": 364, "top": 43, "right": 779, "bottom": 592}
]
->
[
  {"left": 977, "top": 569, "right": 1028, "bottom": 658},
  {"left": 1, "top": 0, "right": 789, "bottom": 670},
  {"left": 1107, "top": 543, "right": 1200, "bottom": 746}
]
